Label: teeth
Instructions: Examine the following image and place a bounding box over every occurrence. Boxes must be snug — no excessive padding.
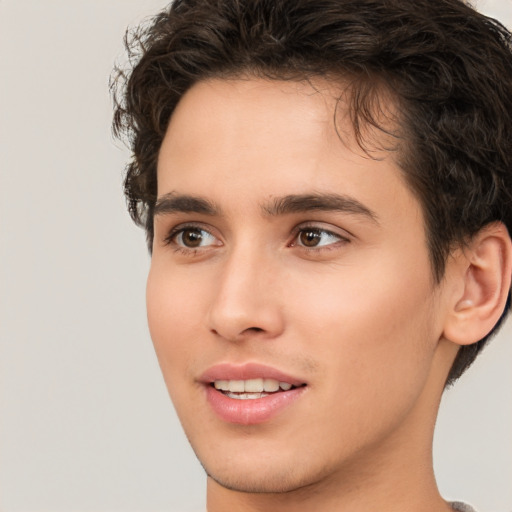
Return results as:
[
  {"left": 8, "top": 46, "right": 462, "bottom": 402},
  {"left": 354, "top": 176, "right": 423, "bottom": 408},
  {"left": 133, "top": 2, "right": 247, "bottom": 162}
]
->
[
  {"left": 229, "top": 380, "right": 245, "bottom": 392},
  {"left": 263, "top": 379, "right": 279, "bottom": 392},
  {"left": 213, "top": 380, "right": 229, "bottom": 391},
  {"left": 225, "top": 392, "right": 269, "bottom": 400},
  {"left": 213, "top": 378, "right": 295, "bottom": 393},
  {"left": 245, "top": 378, "right": 264, "bottom": 392}
]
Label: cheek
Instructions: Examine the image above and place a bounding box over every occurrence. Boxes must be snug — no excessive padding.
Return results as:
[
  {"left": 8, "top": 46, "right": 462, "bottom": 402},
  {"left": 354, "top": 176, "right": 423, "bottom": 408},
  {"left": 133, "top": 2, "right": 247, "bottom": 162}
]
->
[
  {"left": 283, "top": 266, "right": 438, "bottom": 450},
  {"left": 289, "top": 255, "right": 438, "bottom": 392},
  {"left": 146, "top": 264, "right": 206, "bottom": 380}
]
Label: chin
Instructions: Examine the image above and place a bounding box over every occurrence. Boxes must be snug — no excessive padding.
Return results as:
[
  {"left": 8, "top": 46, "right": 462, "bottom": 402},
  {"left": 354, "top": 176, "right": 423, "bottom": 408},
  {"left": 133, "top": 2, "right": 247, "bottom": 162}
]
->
[
  {"left": 205, "top": 464, "right": 316, "bottom": 494},
  {"left": 195, "top": 439, "right": 340, "bottom": 495}
]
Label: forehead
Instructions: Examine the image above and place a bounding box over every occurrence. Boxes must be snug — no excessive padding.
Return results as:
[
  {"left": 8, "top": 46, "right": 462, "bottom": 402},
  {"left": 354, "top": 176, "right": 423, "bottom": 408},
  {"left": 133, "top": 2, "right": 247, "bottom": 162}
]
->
[
  {"left": 162, "top": 77, "right": 398, "bottom": 158},
  {"left": 157, "top": 78, "right": 416, "bottom": 219},
  {"left": 162, "top": 78, "right": 344, "bottom": 166}
]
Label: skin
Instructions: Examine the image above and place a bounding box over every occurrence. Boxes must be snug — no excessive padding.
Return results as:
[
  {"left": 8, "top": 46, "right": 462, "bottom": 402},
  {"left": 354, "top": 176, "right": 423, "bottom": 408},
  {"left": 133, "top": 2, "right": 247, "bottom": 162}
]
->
[{"left": 147, "top": 78, "right": 463, "bottom": 512}]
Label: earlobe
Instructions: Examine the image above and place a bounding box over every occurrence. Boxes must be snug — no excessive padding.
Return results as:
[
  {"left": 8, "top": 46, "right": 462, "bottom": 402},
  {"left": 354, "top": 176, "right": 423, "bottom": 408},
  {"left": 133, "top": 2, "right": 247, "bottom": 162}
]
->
[{"left": 443, "top": 222, "right": 512, "bottom": 346}]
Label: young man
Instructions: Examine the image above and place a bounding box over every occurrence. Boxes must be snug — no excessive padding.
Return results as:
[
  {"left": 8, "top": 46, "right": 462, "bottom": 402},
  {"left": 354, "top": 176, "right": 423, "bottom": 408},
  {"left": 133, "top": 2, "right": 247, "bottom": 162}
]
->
[{"left": 112, "top": 1, "right": 512, "bottom": 510}]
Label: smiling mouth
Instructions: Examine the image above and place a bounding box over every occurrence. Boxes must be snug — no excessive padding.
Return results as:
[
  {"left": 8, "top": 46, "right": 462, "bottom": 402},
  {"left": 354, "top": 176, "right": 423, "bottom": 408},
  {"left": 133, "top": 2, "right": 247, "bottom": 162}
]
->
[{"left": 212, "top": 378, "right": 304, "bottom": 400}]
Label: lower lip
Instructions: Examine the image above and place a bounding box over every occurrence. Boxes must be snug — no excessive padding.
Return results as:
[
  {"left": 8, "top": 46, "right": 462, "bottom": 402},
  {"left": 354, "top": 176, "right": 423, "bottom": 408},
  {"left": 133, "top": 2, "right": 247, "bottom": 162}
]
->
[{"left": 205, "top": 385, "right": 305, "bottom": 425}]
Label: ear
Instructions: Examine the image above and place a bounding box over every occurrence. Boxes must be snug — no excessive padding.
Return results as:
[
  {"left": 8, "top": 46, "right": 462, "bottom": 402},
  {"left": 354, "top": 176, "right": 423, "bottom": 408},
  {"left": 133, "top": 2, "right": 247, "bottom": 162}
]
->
[{"left": 442, "top": 222, "right": 512, "bottom": 346}]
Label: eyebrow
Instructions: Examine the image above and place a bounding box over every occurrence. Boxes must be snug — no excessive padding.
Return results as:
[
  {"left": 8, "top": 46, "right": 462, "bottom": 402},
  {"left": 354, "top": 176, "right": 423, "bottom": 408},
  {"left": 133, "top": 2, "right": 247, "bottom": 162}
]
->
[
  {"left": 154, "top": 193, "right": 219, "bottom": 216},
  {"left": 153, "top": 191, "right": 378, "bottom": 224},
  {"left": 263, "top": 193, "right": 379, "bottom": 223}
]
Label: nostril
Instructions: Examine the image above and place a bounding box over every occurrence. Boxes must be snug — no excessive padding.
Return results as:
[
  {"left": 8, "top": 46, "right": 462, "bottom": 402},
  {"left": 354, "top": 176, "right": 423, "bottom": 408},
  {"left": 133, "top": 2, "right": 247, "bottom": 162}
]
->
[{"left": 210, "top": 326, "right": 266, "bottom": 341}]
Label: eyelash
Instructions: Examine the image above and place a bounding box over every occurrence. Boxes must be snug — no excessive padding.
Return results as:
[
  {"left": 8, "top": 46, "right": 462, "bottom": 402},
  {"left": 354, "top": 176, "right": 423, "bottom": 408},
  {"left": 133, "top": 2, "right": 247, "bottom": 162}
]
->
[
  {"left": 164, "top": 223, "right": 217, "bottom": 254},
  {"left": 290, "top": 224, "right": 349, "bottom": 251},
  {"left": 163, "top": 223, "right": 350, "bottom": 254}
]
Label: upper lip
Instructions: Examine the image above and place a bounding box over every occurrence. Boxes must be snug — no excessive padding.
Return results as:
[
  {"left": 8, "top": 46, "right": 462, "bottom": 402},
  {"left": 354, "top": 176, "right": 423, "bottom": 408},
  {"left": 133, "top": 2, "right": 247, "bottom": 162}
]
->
[{"left": 199, "top": 363, "right": 306, "bottom": 387}]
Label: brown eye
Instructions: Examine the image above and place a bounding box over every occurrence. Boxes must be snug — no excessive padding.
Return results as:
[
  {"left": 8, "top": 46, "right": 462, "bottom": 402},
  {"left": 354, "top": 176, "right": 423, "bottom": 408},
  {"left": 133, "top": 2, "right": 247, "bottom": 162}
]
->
[
  {"left": 299, "top": 229, "right": 322, "bottom": 247},
  {"left": 295, "top": 227, "right": 345, "bottom": 248},
  {"left": 173, "top": 227, "right": 218, "bottom": 248},
  {"left": 181, "top": 228, "right": 204, "bottom": 247}
]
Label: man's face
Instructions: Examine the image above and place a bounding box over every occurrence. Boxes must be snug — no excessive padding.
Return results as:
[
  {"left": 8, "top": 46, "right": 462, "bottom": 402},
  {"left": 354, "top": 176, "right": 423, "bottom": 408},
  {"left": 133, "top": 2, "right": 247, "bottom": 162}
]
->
[{"left": 148, "top": 78, "right": 451, "bottom": 493}]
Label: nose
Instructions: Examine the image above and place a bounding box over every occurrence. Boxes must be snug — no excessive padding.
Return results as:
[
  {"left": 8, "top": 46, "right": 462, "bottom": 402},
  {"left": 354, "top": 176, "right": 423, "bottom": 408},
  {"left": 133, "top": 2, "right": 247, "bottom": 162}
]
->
[{"left": 207, "top": 247, "right": 285, "bottom": 342}]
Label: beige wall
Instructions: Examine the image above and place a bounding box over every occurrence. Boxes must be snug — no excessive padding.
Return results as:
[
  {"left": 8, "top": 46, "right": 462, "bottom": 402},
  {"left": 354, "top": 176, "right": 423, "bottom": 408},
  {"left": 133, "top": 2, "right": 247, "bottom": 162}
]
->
[{"left": 1, "top": 1, "right": 510, "bottom": 510}]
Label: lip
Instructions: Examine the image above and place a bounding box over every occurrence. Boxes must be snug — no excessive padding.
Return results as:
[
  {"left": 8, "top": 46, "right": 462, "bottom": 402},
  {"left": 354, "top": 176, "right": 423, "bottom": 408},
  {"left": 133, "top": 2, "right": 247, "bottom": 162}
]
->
[
  {"left": 200, "top": 362, "right": 305, "bottom": 386},
  {"left": 200, "top": 363, "right": 307, "bottom": 425}
]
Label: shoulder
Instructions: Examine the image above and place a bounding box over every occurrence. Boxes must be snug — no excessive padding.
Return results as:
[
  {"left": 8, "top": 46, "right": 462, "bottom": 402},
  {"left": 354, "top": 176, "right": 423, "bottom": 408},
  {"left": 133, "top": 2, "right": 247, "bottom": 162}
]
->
[{"left": 451, "top": 502, "right": 478, "bottom": 512}]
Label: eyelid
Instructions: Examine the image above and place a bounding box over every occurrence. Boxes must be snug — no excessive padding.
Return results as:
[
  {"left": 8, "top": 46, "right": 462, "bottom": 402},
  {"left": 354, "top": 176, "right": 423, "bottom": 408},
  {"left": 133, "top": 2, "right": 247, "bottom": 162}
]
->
[
  {"left": 163, "top": 222, "right": 221, "bottom": 248},
  {"left": 161, "top": 220, "right": 351, "bottom": 252},
  {"left": 292, "top": 221, "right": 352, "bottom": 239},
  {"left": 289, "top": 222, "right": 352, "bottom": 249}
]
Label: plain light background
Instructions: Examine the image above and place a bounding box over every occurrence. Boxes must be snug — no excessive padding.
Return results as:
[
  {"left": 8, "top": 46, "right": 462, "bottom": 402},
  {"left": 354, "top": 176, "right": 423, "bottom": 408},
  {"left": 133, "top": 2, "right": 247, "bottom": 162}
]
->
[{"left": 0, "top": 1, "right": 511, "bottom": 511}]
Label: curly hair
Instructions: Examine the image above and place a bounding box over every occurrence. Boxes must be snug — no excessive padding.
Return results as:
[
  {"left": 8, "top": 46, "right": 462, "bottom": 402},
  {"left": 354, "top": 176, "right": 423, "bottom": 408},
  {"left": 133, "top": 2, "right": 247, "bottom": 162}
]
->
[{"left": 111, "top": 0, "right": 512, "bottom": 385}]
